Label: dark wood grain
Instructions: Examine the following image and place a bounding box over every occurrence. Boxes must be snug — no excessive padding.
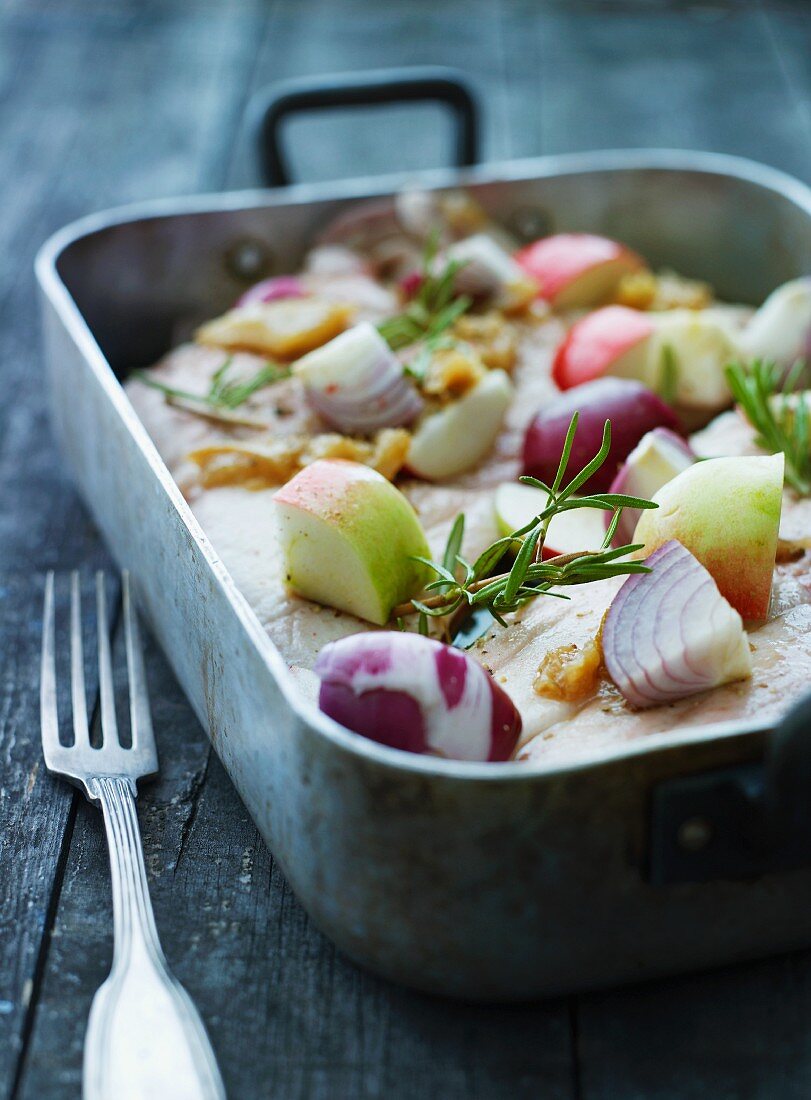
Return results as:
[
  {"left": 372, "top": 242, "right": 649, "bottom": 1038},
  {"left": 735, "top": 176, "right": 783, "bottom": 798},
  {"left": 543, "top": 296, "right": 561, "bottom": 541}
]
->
[{"left": 2, "top": 0, "right": 811, "bottom": 1097}]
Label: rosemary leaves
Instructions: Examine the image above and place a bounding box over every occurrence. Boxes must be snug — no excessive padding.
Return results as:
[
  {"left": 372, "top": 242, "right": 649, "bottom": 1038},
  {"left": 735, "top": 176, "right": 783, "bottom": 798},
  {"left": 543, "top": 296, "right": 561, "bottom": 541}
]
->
[
  {"left": 134, "top": 356, "right": 290, "bottom": 414},
  {"left": 377, "top": 233, "right": 472, "bottom": 354},
  {"left": 391, "top": 413, "right": 657, "bottom": 627},
  {"left": 725, "top": 359, "right": 811, "bottom": 495}
]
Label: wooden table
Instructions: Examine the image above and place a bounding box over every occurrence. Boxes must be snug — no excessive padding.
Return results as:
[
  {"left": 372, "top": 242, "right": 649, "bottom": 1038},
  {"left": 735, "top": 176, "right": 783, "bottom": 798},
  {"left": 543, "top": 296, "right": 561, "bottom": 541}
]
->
[{"left": 2, "top": 1, "right": 811, "bottom": 1096}]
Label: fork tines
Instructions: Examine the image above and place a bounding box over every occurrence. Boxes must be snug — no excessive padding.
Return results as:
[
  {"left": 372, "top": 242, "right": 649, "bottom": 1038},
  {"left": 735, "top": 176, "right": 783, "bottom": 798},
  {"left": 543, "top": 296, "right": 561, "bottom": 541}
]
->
[{"left": 40, "top": 572, "right": 158, "bottom": 789}]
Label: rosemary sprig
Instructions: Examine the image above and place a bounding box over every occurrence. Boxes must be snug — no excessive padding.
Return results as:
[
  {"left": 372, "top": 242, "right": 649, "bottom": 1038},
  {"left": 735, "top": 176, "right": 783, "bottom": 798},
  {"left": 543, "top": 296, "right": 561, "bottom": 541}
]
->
[
  {"left": 659, "top": 343, "right": 679, "bottom": 405},
  {"left": 390, "top": 414, "right": 658, "bottom": 623},
  {"left": 378, "top": 232, "right": 472, "bottom": 353},
  {"left": 134, "top": 356, "right": 290, "bottom": 412},
  {"left": 725, "top": 358, "right": 811, "bottom": 495}
]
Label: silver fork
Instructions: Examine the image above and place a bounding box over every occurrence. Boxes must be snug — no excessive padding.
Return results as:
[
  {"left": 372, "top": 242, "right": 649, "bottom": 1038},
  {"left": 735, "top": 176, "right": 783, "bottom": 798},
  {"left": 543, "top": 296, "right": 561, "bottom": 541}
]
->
[{"left": 41, "top": 571, "right": 226, "bottom": 1100}]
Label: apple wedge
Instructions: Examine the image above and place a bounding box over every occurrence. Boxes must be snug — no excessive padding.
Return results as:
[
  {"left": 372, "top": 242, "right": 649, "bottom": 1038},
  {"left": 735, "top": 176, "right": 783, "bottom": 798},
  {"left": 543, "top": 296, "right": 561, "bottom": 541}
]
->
[
  {"left": 647, "top": 309, "right": 738, "bottom": 414},
  {"left": 406, "top": 369, "right": 513, "bottom": 480},
  {"left": 632, "top": 453, "right": 784, "bottom": 620},
  {"left": 274, "top": 459, "right": 431, "bottom": 625},
  {"left": 552, "top": 306, "right": 656, "bottom": 390},
  {"left": 494, "top": 482, "right": 609, "bottom": 558},
  {"left": 514, "top": 233, "right": 645, "bottom": 310},
  {"left": 552, "top": 305, "right": 741, "bottom": 420},
  {"left": 739, "top": 277, "right": 811, "bottom": 370}
]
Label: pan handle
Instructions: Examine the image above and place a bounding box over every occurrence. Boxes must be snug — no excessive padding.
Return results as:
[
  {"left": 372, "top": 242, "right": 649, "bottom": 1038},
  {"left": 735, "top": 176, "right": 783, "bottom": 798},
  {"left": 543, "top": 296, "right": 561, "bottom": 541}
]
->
[
  {"left": 649, "top": 689, "right": 811, "bottom": 885},
  {"left": 251, "top": 67, "right": 481, "bottom": 187}
]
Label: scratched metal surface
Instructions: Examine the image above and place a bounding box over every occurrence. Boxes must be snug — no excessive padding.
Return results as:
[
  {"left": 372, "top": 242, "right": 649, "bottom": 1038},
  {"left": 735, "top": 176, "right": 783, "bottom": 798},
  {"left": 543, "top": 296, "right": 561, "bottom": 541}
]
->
[{"left": 4, "top": 1, "right": 811, "bottom": 1097}]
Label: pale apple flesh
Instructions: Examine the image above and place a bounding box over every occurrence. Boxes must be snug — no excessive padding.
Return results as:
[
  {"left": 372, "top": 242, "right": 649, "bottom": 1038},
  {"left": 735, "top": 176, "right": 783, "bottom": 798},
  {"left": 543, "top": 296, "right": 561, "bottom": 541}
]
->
[
  {"left": 406, "top": 369, "right": 514, "bottom": 480},
  {"left": 274, "top": 459, "right": 431, "bottom": 625},
  {"left": 738, "top": 277, "right": 811, "bottom": 370},
  {"left": 515, "top": 233, "right": 644, "bottom": 310},
  {"left": 632, "top": 453, "right": 784, "bottom": 621},
  {"left": 494, "top": 482, "right": 609, "bottom": 557},
  {"left": 647, "top": 310, "right": 738, "bottom": 412}
]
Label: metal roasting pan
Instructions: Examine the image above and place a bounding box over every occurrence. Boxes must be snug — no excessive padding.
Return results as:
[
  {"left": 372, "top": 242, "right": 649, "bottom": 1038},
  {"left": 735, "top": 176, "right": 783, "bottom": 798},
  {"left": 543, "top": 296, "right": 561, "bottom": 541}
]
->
[{"left": 35, "top": 70, "right": 811, "bottom": 1000}]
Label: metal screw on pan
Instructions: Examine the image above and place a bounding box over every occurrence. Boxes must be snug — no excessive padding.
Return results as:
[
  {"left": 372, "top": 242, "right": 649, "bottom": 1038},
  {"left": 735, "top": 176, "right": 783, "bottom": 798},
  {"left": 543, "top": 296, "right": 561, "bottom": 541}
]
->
[
  {"left": 677, "top": 815, "right": 714, "bottom": 852},
  {"left": 509, "top": 206, "right": 554, "bottom": 242},
  {"left": 225, "top": 238, "right": 275, "bottom": 281}
]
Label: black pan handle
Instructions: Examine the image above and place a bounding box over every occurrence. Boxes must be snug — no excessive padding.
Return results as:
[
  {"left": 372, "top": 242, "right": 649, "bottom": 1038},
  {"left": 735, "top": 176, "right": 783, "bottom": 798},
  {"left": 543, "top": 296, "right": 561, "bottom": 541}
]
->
[
  {"left": 252, "top": 67, "right": 481, "bottom": 188},
  {"left": 650, "top": 688, "right": 811, "bottom": 885}
]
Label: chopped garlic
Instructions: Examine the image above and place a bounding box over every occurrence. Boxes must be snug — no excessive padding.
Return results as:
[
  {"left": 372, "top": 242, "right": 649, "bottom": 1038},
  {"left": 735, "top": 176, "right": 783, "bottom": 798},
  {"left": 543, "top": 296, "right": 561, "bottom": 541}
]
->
[
  {"left": 187, "top": 427, "right": 411, "bottom": 490},
  {"left": 614, "top": 269, "right": 713, "bottom": 312},
  {"left": 421, "top": 345, "right": 486, "bottom": 401},
  {"left": 533, "top": 638, "right": 603, "bottom": 703},
  {"left": 452, "top": 311, "right": 519, "bottom": 372}
]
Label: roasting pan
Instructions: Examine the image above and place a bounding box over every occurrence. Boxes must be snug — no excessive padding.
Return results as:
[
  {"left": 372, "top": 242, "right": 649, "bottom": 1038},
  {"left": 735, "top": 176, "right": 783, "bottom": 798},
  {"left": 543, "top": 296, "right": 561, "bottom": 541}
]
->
[{"left": 35, "top": 69, "right": 811, "bottom": 1000}]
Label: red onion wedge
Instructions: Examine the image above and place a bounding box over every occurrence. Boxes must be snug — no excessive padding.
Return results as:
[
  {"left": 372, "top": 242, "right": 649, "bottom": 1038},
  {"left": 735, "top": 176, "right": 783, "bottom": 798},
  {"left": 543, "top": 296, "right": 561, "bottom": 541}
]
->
[
  {"left": 293, "top": 321, "right": 424, "bottom": 435},
  {"left": 522, "top": 378, "right": 680, "bottom": 494},
  {"left": 606, "top": 428, "right": 695, "bottom": 546},
  {"left": 236, "top": 275, "right": 307, "bottom": 307},
  {"left": 602, "top": 540, "right": 752, "bottom": 709},
  {"left": 444, "top": 233, "right": 538, "bottom": 312},
  {"left": 316, "top": 632, "right": 522, "bottom": 762}
]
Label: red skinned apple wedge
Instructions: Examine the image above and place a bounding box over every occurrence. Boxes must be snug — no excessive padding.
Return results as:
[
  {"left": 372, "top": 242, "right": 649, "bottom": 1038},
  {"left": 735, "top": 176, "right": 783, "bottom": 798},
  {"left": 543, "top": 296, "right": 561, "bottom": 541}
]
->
[
  {"left": 632, "top": 454, "right": 784, "bottom": 620},
  {"left": 552, "top": 305, "right": 655, "bottom": 390},
  {"left": 514, "top": 233, "right": 644, "bottom": 310},
  {"left": 552, "top": 305, "right": 739, "bottom": 419},
  {"left": 274, "top": 459, "right": 431, "bottom": 625}
]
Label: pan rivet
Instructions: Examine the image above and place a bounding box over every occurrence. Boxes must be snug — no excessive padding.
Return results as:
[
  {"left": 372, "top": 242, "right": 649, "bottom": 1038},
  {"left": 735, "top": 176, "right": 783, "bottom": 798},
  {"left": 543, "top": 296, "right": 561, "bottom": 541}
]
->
[
  {"left": 677, "top": 815, "right": 713, "bottom": 852},
  {"left": 225, "top": 238, "right": 274, "bottom": 281},
  {"left": 509, "top": 207, "right": 554, "bottom": 242}
]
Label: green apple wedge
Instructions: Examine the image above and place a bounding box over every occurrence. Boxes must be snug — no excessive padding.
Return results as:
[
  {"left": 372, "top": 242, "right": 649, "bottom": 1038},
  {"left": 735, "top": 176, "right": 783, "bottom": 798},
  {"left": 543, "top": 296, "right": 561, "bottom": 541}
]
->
[
  {"left": 632, "top": 453, "right": 784, "bottom": 620},
  {"left": 494, "top": 482, "right": 609, "bottom": 557},
  {"left": 274, "top": 459, "right": 431, "bottom": 625}
]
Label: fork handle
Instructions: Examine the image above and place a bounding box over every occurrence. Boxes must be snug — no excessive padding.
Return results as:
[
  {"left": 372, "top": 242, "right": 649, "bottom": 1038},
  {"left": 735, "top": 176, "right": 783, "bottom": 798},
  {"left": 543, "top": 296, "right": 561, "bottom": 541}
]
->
[{"left": 84, "top": 777, "right": 225, "bottom": 1100}]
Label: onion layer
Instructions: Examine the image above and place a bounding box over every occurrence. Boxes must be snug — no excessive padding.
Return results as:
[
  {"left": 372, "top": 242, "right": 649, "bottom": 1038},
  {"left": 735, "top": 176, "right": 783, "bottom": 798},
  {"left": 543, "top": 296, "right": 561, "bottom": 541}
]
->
[
  {"left": 316, "top": 632, "right": 522, "bottom": 762},
  {"left": 294, "top": 321, "right": 424, "bottom": 435},
  {"left": 607, "top": 428, "right": 695, "bottom": 546},
  {"left": 602, "top": 539, "right": 751, "bottom": 709},
  {"left": 236, "top": 275, "right": 306, "bottom": 306}
]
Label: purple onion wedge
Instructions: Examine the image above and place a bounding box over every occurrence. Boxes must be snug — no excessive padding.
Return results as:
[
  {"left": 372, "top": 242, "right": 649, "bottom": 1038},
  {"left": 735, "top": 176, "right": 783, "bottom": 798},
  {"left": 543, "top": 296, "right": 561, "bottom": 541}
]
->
[
  {"left": 602, "top": 540, "right": 751, "bottom": 709},
  {"left": 606, "top": 428, "right": 695, "bottom": 546},
  {"left": 522, "top": 378, "right": 681, "bottom": 494},
  {"left": 236, "top": 275, "right": 306, "bottom": 307},
  {"left": 293, "top": 321, "right": 424, "bottom": 435},
  {"left": 316, "top": 632, "right": 522, "bottom": 762}
]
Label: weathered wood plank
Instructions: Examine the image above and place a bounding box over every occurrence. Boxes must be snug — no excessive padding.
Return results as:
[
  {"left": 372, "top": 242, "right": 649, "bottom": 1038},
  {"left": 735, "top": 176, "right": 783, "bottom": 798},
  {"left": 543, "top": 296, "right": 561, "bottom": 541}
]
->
[
  {"left": 576, "top": 954, "right": 811, "bottom": 1099},
  {"left": 0, "top": 2, "right": 268, "bottom": 1095},
  {"left": 499, "top": 0, "right": 811, "bottom": 180},
  {"left": 0, "top": 573, "right": 118, "bottom": 1098}
]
